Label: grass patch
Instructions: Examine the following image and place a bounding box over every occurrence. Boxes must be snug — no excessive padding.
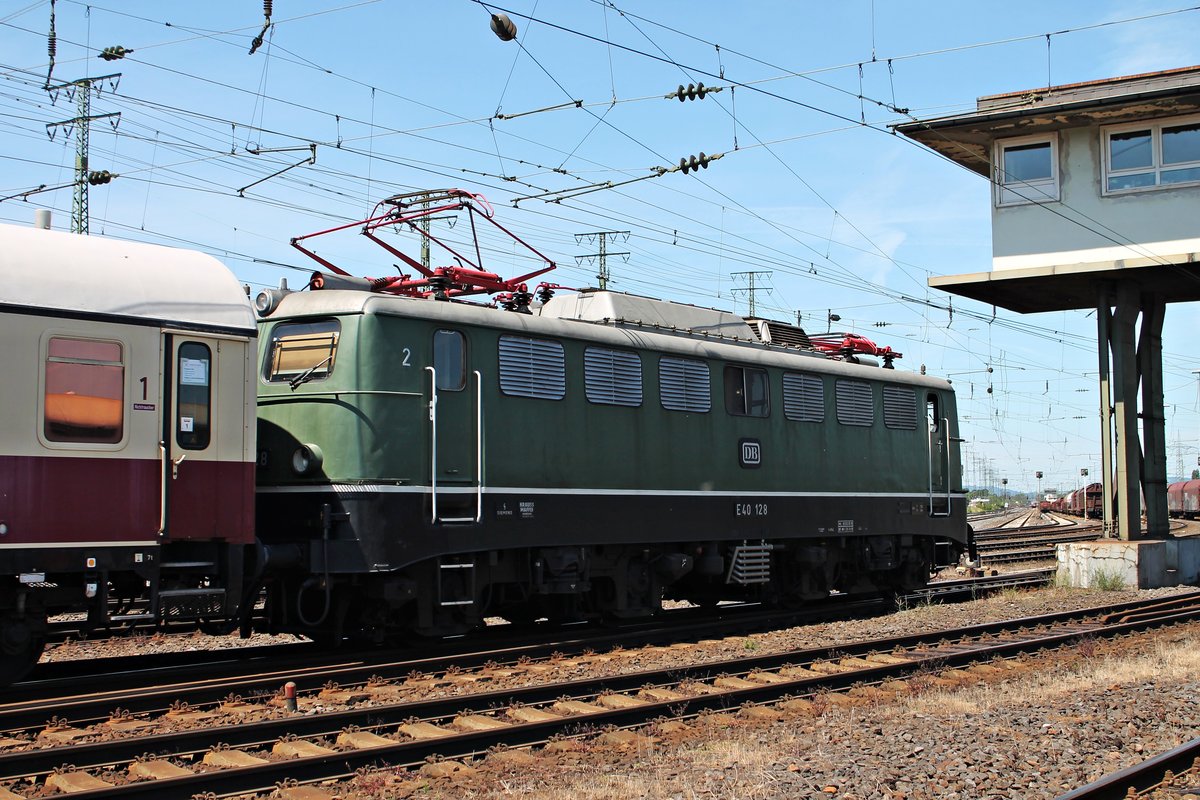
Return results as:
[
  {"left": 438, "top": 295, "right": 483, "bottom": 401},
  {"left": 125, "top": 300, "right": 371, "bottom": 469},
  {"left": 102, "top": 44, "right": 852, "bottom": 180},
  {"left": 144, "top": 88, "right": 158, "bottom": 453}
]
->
[{"left": 1091, "top": 567, "right": 1128, "bottom": 591}]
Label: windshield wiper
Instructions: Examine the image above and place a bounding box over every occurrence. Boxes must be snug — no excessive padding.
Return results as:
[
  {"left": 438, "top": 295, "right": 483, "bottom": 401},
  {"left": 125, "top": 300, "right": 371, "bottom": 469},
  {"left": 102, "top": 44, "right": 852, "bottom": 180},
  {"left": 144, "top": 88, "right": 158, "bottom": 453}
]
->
[{"left": 289, "top": 354, "right": 333, "bottom": 390}]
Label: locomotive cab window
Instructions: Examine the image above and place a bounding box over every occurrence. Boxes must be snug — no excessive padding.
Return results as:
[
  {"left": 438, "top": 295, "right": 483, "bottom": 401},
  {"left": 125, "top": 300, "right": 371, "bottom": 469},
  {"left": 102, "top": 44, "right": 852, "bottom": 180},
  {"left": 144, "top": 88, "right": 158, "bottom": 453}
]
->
[
  {"left": 927, "top": 394, "right": 940, "bottom": 432},
  {"left": 433, "top": 330, "right": 466, "bottom": 391},
  {"left": 43, "top": 336, "right": 124, "bottom": 444},
  {"left": 176, "top": 342, "right": 211, "bottom": 450},
  {"left": 264, "top": 319, "right": 340, "bottom": 384},
  {"left": 724, "top": 365, "right": 769, "bottom": 417}
]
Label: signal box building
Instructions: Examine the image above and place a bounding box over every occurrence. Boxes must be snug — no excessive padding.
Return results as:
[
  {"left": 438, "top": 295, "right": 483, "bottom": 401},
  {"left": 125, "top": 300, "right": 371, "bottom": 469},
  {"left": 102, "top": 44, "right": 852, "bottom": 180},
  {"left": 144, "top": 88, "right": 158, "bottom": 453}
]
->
[{"left": 896, "top": 65, "right": 1200, "bottom": 587}]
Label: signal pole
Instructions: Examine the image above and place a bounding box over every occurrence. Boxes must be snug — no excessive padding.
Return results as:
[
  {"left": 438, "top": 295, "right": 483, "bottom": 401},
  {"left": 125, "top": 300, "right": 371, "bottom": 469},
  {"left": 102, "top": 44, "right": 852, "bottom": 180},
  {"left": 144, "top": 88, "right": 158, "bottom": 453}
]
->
[{"left": 574, "top": 230, "right": 630, "bottom": 290}]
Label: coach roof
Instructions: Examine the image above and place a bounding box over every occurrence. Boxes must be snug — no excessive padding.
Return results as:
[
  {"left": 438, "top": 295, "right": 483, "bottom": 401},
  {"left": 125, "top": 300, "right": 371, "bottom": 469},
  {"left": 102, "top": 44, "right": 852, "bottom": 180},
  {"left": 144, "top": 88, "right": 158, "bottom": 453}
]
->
[{"left": 0, "top": 223, "right": 255, "bottom": 333}]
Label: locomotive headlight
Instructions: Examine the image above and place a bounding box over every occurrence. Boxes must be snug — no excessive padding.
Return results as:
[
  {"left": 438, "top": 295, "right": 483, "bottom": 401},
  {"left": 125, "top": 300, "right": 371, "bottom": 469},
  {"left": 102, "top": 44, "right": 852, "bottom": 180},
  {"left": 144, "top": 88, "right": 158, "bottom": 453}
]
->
[{"left": 291, "top": 444, "right": 324, "bottom": 476}]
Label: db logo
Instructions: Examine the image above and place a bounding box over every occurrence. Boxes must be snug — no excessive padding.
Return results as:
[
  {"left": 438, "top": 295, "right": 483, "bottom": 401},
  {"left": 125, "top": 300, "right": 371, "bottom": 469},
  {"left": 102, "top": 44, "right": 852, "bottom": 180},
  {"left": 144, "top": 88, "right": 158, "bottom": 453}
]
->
[{"left": 739, "top": 438, "right": 762, "bottom": 468}]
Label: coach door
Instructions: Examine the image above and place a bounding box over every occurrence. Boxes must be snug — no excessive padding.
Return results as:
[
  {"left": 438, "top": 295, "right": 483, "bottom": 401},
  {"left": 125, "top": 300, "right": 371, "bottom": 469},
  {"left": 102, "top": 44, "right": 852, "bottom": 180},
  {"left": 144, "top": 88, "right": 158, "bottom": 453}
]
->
[
  {"left": 160, "top": 333, "right": 229, "bottom": 538},
  {"left": 425, "top": 329, "right": 482, "bottom": 524},
  {"left": 927, "top": 392, "right": 951, "bottom": 517}
]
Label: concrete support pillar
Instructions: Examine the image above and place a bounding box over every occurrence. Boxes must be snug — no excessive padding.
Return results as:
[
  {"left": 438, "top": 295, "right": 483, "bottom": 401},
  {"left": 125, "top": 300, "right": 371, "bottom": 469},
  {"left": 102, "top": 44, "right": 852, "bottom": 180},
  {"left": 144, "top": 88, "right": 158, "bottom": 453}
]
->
[
  {"left": 1138, "top": 293, "right": 1168, "bottom": 539},
  {"left": 1096, "top": 295, "right": 1115, "bottom": 536},
  {"left": 1097, "top": 284, "right": 1169, "bottom": 542},
  {"left": 1111, "top": 284, "right": 1142, "bottom": 540}
]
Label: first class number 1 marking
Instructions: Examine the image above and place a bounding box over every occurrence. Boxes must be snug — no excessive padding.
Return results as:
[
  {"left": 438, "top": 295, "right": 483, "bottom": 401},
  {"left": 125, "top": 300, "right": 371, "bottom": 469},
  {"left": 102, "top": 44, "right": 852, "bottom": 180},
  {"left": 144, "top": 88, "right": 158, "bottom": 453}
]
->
[{"left": 736, "top": 502, "right": 768, "bottom": 517}]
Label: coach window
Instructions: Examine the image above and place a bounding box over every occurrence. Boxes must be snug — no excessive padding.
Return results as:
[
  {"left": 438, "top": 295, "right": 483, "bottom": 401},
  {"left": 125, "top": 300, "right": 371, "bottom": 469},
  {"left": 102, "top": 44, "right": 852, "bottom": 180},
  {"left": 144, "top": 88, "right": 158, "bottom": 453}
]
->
[
  {"left": 177, "top": 342, "right": 211, "bottom": 450},
  {"left": 434, "top": 330, "right": 465, "bottom": 391},
  {"left": 724, "top": 365, "right": 769, "bottom": 417},
  {"left": 44, "top": 337, "right": 124, "bottom": 444}
]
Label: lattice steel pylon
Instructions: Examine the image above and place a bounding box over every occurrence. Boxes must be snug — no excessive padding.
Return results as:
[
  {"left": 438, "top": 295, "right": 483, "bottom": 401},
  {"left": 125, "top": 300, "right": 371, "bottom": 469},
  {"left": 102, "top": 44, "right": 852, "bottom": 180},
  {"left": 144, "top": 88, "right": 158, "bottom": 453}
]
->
[{"left": 46, "top": 73, "right": 120, "bottom": 235}]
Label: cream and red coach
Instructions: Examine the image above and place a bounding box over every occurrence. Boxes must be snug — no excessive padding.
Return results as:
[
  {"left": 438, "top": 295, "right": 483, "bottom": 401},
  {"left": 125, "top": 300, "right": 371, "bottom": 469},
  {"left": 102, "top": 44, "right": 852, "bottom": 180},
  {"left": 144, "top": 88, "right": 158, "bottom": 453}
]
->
[{"left": 0, "top": 222, "right": 256, "bottom": 679}]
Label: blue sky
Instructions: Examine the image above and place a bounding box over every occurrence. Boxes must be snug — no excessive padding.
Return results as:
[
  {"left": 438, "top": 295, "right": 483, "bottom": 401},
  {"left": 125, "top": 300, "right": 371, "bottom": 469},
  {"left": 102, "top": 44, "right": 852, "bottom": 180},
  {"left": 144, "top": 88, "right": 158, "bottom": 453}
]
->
[{"left": 3, "top": 0, "right": 1199, "bottom": 495}]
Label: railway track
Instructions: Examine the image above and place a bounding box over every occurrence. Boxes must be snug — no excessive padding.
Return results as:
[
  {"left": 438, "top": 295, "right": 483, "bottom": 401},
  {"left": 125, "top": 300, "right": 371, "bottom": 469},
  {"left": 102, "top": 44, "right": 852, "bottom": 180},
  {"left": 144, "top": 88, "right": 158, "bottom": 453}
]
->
[
  {"left": 1056, "top": 735, "right": 1200, "bottom": 799},
  {"left": 18, "top": 571, "right": 1044, "bottom": 708},
  {"left": 0, "top": 591, "right": 1195, "bottom": 798}
]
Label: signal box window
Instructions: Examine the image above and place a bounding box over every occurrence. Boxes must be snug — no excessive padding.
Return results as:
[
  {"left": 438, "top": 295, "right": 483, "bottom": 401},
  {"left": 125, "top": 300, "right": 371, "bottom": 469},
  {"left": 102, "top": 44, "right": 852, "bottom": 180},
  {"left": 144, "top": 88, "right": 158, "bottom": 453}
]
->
[
  {"left": 177, "top": 342, "right": 211, "bottom": 450},
  {"left": 434, "top": 330, "right": 466, "bottom": 391},
  {"left": 724, "top": 365, "right": 769, "bottom": 417},
  {"left": 1104, "top": 117, "right": 1200, "bottom": 193},
  {"left": 44, "top": 337, "right": 124, "bottom": 444},
  {"left": 995, "top": 135, "right": 1058, "bottom": 206},
  {"left": 659, "top": 357, "right": 710, "bottom": 413},
  {"left": 265, "top": 319, "right": 340, "bottom": 385}
]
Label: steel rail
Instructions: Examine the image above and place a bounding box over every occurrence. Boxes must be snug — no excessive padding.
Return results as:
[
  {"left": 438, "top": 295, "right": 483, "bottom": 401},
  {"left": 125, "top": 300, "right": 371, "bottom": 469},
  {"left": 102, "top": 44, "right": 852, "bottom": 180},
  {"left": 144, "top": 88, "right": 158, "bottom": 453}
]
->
[
  {"left": 7, "top": 594, "right": 1199, "bottom": 799},
  {"left": 1054, "top": 736, "right": 1200, "bottom": 799}
]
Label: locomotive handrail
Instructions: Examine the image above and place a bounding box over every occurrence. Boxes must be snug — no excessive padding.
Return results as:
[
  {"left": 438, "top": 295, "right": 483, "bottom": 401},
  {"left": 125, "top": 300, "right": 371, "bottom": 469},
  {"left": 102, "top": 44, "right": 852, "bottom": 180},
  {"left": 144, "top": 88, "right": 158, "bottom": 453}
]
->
[
  {"left": 158, "top": 441, "right": 168, "bottom": 535},
  {"left": 427, "top": 366, "right": 439, "bottom": 525},
  {"left": 257, "top": 389, "right": 422, "bottom": 402},
  {"left": 474, "top": 370, "right": 483, "bottom": 524}
]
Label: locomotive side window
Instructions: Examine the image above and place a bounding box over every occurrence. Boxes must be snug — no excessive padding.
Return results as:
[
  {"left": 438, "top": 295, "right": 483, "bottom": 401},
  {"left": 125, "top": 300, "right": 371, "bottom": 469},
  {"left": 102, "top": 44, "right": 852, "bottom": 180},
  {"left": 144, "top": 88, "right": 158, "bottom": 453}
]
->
[
  {"left": 265, "top": 319, "right": 340, "bottom": 384},
  {"left": 176, "top": 342, "right": 212, "bottom": 450},
  {"left": 782, "top": 372, "right": 823, "bottom": 422},
  {"left": 433, "top": 330, "right": 465, "bottom": 391},
  {"left": 497, "top": 335, "right": 565, "bottom": 400},
  {"left": 43, "top": 337, "right": 124, "bottom": 444},
  {"left": 927, "top": 394, "right": 940, "bottom": 432},
  {"left": 724, "top": 365, "right": 769, "bottom": 417},
  {"left": 882, "top": 386, "right": 918, "bottom": 430},
  {"left": 835, "top": 379, "right": 873, "bottom": 427},
  {"left": 584, "top": 347, "right": 642, "bottom": 407},
  {"left": 659, "top": 357, "right": 710, "bottom": 413}
]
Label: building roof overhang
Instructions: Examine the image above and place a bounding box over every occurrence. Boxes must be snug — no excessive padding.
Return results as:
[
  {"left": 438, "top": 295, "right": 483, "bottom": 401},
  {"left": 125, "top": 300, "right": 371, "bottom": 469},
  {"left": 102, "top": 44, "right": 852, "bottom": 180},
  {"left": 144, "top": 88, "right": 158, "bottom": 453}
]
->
[
  {"left": 894, "top": 65, "right": 1200, "bottom": 176},
  {"left": 929, "top": 261, "right": 1200, "bottom": 314}
]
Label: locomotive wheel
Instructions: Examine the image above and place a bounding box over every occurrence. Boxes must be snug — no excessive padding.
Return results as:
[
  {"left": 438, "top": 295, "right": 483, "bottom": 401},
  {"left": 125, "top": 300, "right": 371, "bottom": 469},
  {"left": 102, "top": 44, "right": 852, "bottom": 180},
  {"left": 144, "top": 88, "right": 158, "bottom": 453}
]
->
[{"left": 0, "top": 611, "right": 46, "bottom": 686}]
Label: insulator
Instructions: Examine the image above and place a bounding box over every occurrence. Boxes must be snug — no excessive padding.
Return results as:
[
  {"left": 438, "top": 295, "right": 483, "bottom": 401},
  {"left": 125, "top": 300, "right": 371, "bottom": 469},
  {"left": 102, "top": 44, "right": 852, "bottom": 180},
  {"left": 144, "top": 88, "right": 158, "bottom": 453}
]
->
[
  {"left": 679, "top": 152, "right": 710, "bottom": 175},
  {"left": 87, "top": 170, "right": 113, "bottom": 185},
  {"left": 674, "top": 82, "right": 708, "bottom": 102},
  {"left": 48, "top": 33, "right": 56, "bottom": 59},
  {"left": 263, "top": 0, "right": 273, "bottom": 17},
  {"left": 490, "top": 13, "right": 518, "bottom": 41},
  {"left": 99, "top": 45, "right": 132, "bottom": 61}
]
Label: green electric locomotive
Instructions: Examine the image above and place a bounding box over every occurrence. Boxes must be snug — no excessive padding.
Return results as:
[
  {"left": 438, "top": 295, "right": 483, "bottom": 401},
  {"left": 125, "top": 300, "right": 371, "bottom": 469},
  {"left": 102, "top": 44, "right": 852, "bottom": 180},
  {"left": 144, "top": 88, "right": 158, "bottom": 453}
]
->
[{"left": 250, "top": 191, "right": 970, "bottom": 642}]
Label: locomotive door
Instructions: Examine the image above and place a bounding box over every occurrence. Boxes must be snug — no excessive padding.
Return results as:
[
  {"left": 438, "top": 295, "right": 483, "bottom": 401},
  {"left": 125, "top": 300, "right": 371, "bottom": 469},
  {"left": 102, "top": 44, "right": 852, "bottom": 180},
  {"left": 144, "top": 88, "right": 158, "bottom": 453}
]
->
[
  {"left": 426, "top": 329, "right": 482, "bottom": 524},
  {"left": 160, "top": 333, "right": 223, "bottom": 538},
  {"left": 927, "top": 392, "right": 951, "bottom": 517}
]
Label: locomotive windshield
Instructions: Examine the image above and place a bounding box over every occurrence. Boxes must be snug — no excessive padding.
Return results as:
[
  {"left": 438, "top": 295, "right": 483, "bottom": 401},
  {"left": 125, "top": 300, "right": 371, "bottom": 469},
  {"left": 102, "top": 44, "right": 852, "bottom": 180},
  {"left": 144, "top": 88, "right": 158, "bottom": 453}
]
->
[{"left": 264, "top": 319, "right": 340, "bottom": 385}]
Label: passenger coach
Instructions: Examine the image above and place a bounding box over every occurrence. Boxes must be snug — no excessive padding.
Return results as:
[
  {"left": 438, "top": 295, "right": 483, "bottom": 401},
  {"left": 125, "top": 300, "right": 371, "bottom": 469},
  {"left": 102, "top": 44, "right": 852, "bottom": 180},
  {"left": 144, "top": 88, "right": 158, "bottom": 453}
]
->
[{"left": 0, "top": 223, "right": 256, "bottom": 679}]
